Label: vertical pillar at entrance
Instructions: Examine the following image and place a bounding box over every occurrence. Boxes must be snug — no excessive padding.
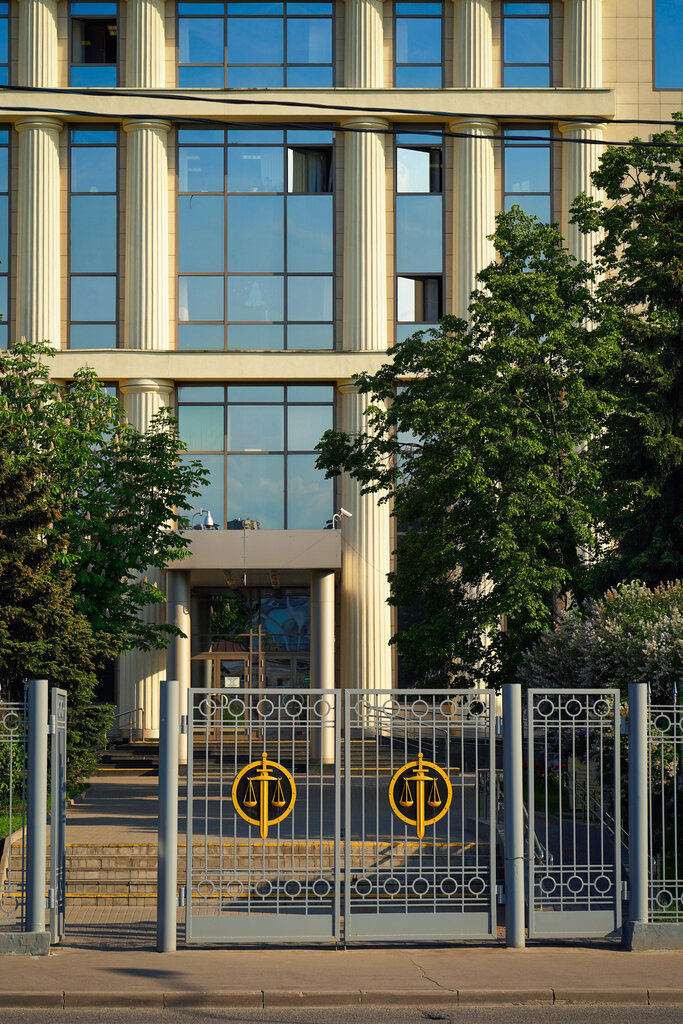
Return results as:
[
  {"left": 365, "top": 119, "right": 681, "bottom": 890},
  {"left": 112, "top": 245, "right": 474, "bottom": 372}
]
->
[
  {"left": 562, "top": 0, "right": 602, "bottom": 89},
  {"left": 311, "top": 569, "right": 335, "bottom": 764},
  {"left": 343, "top": 0, "right": 384, "bottom": 88},
  {"left": 118, "top": 379, "right": 174, "bottom": 739},
  {"left": 450, "top": 117, "right": 497, "bottom": 319},
  {"left": 17, "top": 0, "right": 58, "bottom": 88},
  {"left": 126, "top": 0, "right": 167, "bottom": 88},
  {"left": 16, "top": 117, "right": 61, "bottom": 348},
  {"left": 339, "top": 384, "right": 392, "bottom": 692},
  {"left": 167, "top": 570, "right": 191, "bottom": 765}
]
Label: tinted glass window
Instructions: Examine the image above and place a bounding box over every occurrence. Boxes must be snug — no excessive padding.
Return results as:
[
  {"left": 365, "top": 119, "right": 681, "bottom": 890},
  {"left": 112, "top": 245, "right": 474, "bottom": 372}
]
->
[
  {"left": 395, "top": 2, "right": 442, "bottom": 87},
  {"left": 502, "top": 2, "right": 550, "bottom": 87},
  {"left": 71, "top": 2, "right": 118, "bottom": 86},
  {"left": 655, "top": 0, "right": 683, "bottom": 88},
  {"left": 503, "top": 127, "right": 552, "bottom": 223}
]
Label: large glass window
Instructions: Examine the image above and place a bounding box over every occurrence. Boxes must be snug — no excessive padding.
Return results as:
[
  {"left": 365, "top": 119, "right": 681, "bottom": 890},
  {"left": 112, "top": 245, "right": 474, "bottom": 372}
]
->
[
  {"left": 69, "top": 129, "right": 118, "bottom": 349},
  {"left": 178, "top": 128, "right": 334, "bottom": 350},
  {"left": 177, "top": 384, "right": 335, "bottom": 530},
  {"left": 395, "top": 131, "right": 443, "bottom": 342},
  {"left": 71, "top": 3, "right": 118, "bottom": 86},
  {"left": 395, "top": 2, "right": 442, "bottom": 87},
  {"left": 502, "top": 127, "right": 552, "bottom": 223},
  {"left": 0, "top": 129, "right": 8, "bottom": 349},
  {"left": 0, "top": 4, "right": 8, "bottom": 86},
  {"left": 502, "top": 2, "right": 550, "bottom": 87},
  {"left": 655, "top": 0, "right": 683, "bottom": 89},
  {"left": 177, "top": 2, "right": 333, "bottom": 88}
]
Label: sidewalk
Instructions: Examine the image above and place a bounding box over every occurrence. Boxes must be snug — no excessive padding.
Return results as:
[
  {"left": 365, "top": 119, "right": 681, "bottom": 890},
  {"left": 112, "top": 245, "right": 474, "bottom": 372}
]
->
[{"left": 1, "top": 769, "right": 681, "bottom": 1009}]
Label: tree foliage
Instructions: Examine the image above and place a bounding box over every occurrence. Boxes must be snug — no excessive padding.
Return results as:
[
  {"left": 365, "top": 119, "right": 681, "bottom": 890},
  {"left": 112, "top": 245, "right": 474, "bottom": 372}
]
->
[
  {"left": 572, "top": 115, "right": 683, "bottom": 585},
  {"left": 317, "top": 209, "right": 618, "bottom": 686},
  {"left": 0, "top": 340, "right": 206, "bottom": 781}
]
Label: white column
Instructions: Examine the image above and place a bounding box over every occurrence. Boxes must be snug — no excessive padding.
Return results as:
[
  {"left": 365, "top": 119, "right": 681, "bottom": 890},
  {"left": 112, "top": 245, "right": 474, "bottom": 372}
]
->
[
  {"left": 123, "top": 120, "right": 171, "bottom": 350},
  {"left": 126, "top": 0, "right": 167, "bottom": 88},
  {"left": 559, "top": 121, "right": 605, "bottom": 263},
  {"left": 310, "top": 569, "right": 335, "bottom": 764},
  {"left": 339, "top": 383, "right": 392, "bottom": 692},
  {"left": 342, "top": 117, "right": 388, "bottom": 352},
  {"left": 118, "top": 379, "right": 174, "bottom": 739},
  {"left": 166, "top": 570, "right": 191, "bottom": 765},
  {"left": 450, "top": 117, "right": 497, "bottom": 319},
  {"left": 16, "top": 117, "right": 61, "bottom": 348},
  {"left": 17, "top": 0, "right": 58, "bottom": 87},
  {"left": 562, "top": 0, "right": 602, "bottom": 89},
  {"left": 343, "top": 0, "right": 384, "bottom": 88},
  {"left": 451, "top": 0, "right": 492, "bottom": 88}
]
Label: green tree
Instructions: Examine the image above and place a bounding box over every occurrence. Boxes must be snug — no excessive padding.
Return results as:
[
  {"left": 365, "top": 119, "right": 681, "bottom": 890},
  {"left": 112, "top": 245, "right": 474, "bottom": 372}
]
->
[
  {"left": 0, "top": 340, "right": 206, "bottom": 782},
  {"left": 572, "top": 114, "right": 683, "bottom": 585},
  {"left": 316, "top": 209, "right": 618, "bottom": 686}
]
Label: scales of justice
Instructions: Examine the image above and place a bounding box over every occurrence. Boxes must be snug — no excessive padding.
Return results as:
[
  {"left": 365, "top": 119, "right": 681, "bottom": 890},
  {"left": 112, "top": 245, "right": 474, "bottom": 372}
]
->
[
  {"left": 388, "top": 752, "right": 452, "bottom": 839},
  {"left": 232, "top": 752, "right": 297, "bottom": 840}
]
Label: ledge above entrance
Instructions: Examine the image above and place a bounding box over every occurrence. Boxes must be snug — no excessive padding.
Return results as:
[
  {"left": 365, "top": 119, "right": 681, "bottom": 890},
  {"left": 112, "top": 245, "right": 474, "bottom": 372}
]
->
[{"left": 167, "top": 529, "right": 341, "bottom": 572}]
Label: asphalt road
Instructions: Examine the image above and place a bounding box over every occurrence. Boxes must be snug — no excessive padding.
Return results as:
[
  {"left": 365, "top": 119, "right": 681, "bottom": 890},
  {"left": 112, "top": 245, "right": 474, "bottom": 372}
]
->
[{"left": 0, "top": 1007, "right": 681, "bottom": 1024}]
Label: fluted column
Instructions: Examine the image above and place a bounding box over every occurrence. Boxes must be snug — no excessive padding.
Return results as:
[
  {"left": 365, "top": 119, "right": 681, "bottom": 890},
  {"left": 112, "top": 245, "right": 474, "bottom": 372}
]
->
[
  {"left": 16, "top": 118, "right": 61, "bottom": 348},
  {"left": 450, "top": 117, "right": 496, "bottom": 319},
  {"left": 123, "top": 120, "right": 171, "bottom": 350},
  {"left": 343, "top": 0, "right": 384, "bottom": 88},
  {"left": 17, "top": 0, "right": 58, "bottom": 87},
  {"left": 342, "top": 117, "right": 388, "bottom": 352},
  {"left": 451, "top": 0, "right": 492, "bottom": 88},
  {"left": 559, "top": 121, "right": 605, "bottom": 263},
  {"left": 562, "top": 0, "right": 602, "bottom": 88},
  {"left": 127, "top": 0, "right": 167, "bottom": 88},
  {"left": 339, "top": 384, "right": 392, "bottom": 692},
  {"left": 118, "top": 379, "right": 174, "bottom": 739}
]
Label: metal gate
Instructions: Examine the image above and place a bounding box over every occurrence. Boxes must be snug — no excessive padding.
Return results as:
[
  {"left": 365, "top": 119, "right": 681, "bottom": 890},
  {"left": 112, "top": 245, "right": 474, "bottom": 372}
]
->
[
  {"left": 527, "top": 689, "right": 621, "bottom": 938},
  {"left": 0, "top": 692, "right": 27, "bottom": 933},
  {"left": 49, "top": 688, "right": 67, "bottom": 944},
  {"left": 185, "top": 687, "right": 340, "bottom": 943},
  {"left": 344, "top": 689, "right": 497, "bottom": 941}
]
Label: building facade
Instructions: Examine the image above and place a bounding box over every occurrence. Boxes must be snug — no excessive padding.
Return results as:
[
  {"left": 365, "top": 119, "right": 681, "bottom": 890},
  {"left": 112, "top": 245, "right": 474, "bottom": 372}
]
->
[{"left": 0, "top": 0, "right": 681, "bottom": 736}]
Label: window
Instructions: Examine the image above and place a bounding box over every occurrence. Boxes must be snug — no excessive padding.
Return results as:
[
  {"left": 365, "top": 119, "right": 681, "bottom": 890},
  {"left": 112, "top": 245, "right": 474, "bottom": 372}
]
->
[
  {"left": 0, "top": 129, "right": 8, "bottom": 349},
  {"left": 502, "top": 127, "right": 552, "bottom": 223},
  {"left": 655, "top": 0, "right": 683, "bottom": 89},
  {"left": 502, "top": 2, "right": 550, "bottom": 87},
  {"left": 0, "top": 4, "right": 8, "bottom": 86},
  {"left": 177, "top": 2, "right": 333, "bottom": 88},
  {"left": 395, "top": 132, "right": 443, "bottom": 341},
  {"left": 177, "top": 384, "right": 335, "bottom": 530},
  {"left": 70, "top": 2, "right": 118, "bottom": 86},
  {"left": 394, "top": 2, "right": 442, "bottom": 87},
  {"left": 177, "top": 128, "right": 334, "bottom": 351},
  {"left": 69, "top": 129, "right": 118, "bottom": 348}
]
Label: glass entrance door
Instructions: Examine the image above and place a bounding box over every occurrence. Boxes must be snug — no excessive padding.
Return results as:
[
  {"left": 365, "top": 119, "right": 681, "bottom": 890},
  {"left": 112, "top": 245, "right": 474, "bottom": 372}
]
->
[{"left": 191, "top": 653, "right": 251, "bottom": 690}]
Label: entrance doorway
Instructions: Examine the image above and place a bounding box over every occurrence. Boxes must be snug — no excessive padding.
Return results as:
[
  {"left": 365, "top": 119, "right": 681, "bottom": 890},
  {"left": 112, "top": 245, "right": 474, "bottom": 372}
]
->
[{"left": 191, "top": 652, "right": 310, "bottom": 691}]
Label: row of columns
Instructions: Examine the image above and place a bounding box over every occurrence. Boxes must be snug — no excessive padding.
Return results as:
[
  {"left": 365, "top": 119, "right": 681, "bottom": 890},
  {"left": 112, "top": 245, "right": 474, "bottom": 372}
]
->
[{"left": 15, "top": 0, "right": 605, "bottom": 731}]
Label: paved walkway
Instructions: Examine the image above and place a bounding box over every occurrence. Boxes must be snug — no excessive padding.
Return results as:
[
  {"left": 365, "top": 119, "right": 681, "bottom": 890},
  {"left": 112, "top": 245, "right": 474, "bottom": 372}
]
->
[{"left": 1, "top": 769, "right": 682, "bottom": 1009}]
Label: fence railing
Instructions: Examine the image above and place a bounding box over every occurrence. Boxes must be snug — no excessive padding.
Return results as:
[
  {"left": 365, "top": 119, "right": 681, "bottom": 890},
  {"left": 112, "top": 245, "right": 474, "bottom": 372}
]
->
[{"left": 648, "top": 689, "right": 681, "bottom": 923}]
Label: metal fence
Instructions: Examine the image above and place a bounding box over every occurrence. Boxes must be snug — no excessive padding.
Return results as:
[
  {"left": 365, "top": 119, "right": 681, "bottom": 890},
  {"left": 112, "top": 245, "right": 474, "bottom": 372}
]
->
[
  {"left": 49, "top": 688, "right": 67, "bottom": 943},
  {"left": 0, "top": 694, "right": 27, "bottom": 932},
  {"left": 185, "top": 687, "right": 340, "bottom": 943},
  {"left": 648, "top": 687, "right": 682, "bottom": 923},
  {"left": 343, "top": 689, "right": 497, "bottom": 941},
  {"left": 527, "top": 689, "right": 622, "bottom": 939}
]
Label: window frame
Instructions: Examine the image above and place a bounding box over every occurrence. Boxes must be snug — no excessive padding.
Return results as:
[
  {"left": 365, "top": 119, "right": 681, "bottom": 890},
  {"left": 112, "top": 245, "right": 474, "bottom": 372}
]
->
[
  {"left": 69, "top": 2, "right": 119, "bottom": 88},
  {"left": 393, "top": 1, "right": 444, "bottom": 89},
  {"left": 394, "top": 128, "right": 445, "bottom": 342},
  {"left": 176, "top": 1, "right": 335, "bottom": 89},
  {"left": 176, "top": 127, "right": 336, "bottom": 352},
  {"left": 176, "top": 383, "right": 336, "bottom": 530},
  {"left": 67, "top": 126, "right": 120, "bottom": 350},
  {"left": 501, "top": 1, "right": 552, "bottom": 89},
  {"left": 501, "top": 124, "right": 554, "bottom": 226},
  {"left": 0, "top": 3, "right": 9, "bottom": 87},
  {"left": 0, "top": 126, "right": 9, "bottom": 350},
  {"left": 653, "top": 0, "right": 683, "bottom": 90}
]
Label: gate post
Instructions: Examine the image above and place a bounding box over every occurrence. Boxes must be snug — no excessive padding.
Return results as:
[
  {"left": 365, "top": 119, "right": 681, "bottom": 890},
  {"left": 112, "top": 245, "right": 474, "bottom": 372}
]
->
[
  {"left": 628, "top": 681, "right": 649, "bottom": 927},
  {"left": 158, "top": 678, "right": 179, "bottom": 952},
  {"left": 503, "top": 682, "right": 525, "bottom": 948},
  {"left": 26, "top": 678, "right": 48, "bottom": 935}
]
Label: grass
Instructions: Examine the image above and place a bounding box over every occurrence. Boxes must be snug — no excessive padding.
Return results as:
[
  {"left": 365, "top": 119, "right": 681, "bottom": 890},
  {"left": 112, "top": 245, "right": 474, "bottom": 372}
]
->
[{"left": 0, "top": 808, "right": 23, "bottom": 842}]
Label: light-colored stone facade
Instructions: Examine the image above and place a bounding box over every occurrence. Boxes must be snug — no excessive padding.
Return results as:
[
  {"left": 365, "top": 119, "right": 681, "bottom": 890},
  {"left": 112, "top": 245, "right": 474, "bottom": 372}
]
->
[{"left": 1, "top": 0, "right": 680, "bottom": 732}]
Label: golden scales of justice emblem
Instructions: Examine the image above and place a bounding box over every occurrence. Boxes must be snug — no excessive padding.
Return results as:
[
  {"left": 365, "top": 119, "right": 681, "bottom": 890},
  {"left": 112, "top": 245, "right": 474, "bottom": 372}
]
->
[
  {"left": 388, "top": 752, "right": 452, "bottom": 840},
  {"left": 232, "top": 752, "right": 296, "bottom": 840}
]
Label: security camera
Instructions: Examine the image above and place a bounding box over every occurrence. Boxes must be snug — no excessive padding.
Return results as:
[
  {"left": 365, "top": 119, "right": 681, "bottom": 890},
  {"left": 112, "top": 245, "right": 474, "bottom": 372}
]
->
[{"left": 340, "top": 507, "right": 353, "bottom": 519}]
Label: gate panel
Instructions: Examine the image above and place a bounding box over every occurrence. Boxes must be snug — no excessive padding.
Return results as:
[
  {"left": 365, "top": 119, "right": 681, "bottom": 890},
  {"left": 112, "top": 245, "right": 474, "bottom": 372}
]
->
[
  {"left": 527, "top": 689, "right": 621, "bottom": 938},
  {"left": 0, "top": 694, "right": 27, "bottom": 933},
  {"left": 344, "top": 689, "right": 497, "bottom": 941},
  {"left": 186, "top": 688, "right": 340, "bottom": 943},
  {"left": 50, "top": 688, "right": 67, "bottom": 944}
]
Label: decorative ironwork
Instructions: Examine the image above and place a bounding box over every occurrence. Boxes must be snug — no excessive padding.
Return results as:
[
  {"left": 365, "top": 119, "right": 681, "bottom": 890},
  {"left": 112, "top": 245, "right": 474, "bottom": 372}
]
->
[
  {"left": 388, "top": 752, "right": 452, "bottom": 840},
  {"left": 232, "top": 752, "right": 296, "bottom": 840}
]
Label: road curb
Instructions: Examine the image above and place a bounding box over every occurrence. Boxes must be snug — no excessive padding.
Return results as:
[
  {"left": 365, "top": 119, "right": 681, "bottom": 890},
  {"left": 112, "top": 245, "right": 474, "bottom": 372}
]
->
[
  {"left": 459, "top": 989, "right": 554, "bottom": 1005},
  {"left": 64, "top": 991, "right": 163, "bottom": 1008},
  {"left": 0, "top": 993, "right": 63, "bottom": 1008},
  {"left": 553, "top": 988, "right": 649, "bottom": 1005}
]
